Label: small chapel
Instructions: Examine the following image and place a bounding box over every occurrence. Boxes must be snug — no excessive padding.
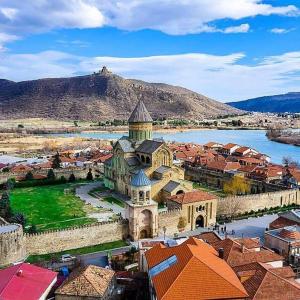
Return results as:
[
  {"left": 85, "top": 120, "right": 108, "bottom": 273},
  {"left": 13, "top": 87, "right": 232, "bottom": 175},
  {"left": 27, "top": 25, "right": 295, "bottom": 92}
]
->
[{"left": 103, "top": 100, "right": 193, "bottom": 240}]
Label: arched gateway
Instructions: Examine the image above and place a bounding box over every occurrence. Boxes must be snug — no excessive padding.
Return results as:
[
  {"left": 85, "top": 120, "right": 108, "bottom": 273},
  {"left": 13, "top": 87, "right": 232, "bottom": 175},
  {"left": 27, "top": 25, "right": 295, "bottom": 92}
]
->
[{"left": 195, "top": 215, "right": 205, "bottom": 228}]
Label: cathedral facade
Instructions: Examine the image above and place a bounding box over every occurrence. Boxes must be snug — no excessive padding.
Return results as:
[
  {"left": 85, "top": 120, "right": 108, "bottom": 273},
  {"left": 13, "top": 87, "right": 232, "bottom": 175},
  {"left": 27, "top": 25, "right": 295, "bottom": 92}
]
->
[{"left": 103, "top": 100, "right": 193, "bottom": 240}]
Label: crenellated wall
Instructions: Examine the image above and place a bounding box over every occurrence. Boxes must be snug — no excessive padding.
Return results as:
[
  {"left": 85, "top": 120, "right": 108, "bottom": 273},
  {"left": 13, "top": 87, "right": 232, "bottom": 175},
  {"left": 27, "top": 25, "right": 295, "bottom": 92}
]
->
[
  {"left": 24, "top": 219, "right": 128, "bottom": 255},
  {"left": 218, "top": 189, "right": 300, "bottom": 216}
]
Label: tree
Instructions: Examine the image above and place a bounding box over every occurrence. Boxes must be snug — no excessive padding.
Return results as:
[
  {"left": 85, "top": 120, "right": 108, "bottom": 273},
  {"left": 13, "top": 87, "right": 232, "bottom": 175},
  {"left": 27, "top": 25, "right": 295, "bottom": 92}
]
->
[
  {"left": 218, "top": 197, "right": 243, "bottom": 219},
  {"left": 0, "top": 192, "right": 13, "bottom": 219},
  {"left": 69, "top": 173, "right": 76, "bottom": 182},
  {"left": 47, "top": 169, "right": 56, "bottom": 180},
  {"left": 60, "top": 176, "right": 67, "bottom": 184},
  {"left": 27, "top": 224, "right": 38, "bottom": 234},
  {"left": 86, "top": 169, "right": 93, "bottom": 181},
  {"left": 52, "top": 152, "right": 61, "bottom": 169},
  {"left": 223, "top": 176, "right": 250, "bottom": 196},
  {"left": 177, "top": 216, "right": 187, "bottom": 231},
  {"left": 25, "top": 171, "right": 34, "bottom": 181},
  {"left": 10, "top": 213, "right": 26, "bottom": 228}
]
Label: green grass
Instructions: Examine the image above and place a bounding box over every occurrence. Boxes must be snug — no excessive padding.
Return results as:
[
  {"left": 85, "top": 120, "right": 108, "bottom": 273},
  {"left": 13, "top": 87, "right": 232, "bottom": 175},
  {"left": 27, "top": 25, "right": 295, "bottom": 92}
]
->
[
  {"left": 193, "top": 182, "right": 227, "bottom": 198},
  {"left": 103, "top": 196, "right": 125, "bottom": 208},
  {"left": 10, "top": 183, "right": 97, "bottom": 231},
  {"left": 26, "top": 240, "right": 128, "bottom": 263}
]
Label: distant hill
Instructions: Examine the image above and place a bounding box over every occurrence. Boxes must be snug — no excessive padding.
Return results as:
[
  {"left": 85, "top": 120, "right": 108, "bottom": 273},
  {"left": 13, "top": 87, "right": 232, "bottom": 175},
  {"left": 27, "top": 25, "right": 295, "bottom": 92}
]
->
[
  {"left": 0, "top": 67, "right": 241, "bottom": 121},
  {"left": 228, "top": 92, "right": 300, "bottom": 113}
]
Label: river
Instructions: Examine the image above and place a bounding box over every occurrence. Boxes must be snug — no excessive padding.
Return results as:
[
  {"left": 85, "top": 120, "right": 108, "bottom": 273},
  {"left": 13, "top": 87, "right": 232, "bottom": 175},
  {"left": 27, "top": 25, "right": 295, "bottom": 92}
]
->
[{"left": 52, "top": 129, "right": 299, "bottom": 164}]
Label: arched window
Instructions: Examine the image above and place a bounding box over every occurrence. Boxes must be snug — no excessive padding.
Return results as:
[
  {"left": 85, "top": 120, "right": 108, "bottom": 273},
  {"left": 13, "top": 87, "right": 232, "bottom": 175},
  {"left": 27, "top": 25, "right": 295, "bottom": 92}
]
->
[
  {"left": 141, "top": 155, "right": 145, "bottom": 163},
  {"left": 146, "top": 156, "right": 150, "bottom": 164}
]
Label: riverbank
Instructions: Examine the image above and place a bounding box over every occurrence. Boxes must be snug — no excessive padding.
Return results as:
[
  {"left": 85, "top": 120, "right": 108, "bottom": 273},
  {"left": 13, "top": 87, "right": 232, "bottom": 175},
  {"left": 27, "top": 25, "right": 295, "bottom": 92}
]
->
[{"left": 269, "top": 135, "right": 300, "bottom": 147}]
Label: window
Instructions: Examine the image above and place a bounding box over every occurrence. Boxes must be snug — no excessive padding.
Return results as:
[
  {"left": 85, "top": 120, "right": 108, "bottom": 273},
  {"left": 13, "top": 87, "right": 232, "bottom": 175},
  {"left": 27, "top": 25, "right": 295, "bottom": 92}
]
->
[
  {"left": 149, "top": 255, "right": 178, "bottom": 278},
  {"left": 146, "top": 156, "right": 150, "bottom": 164}
]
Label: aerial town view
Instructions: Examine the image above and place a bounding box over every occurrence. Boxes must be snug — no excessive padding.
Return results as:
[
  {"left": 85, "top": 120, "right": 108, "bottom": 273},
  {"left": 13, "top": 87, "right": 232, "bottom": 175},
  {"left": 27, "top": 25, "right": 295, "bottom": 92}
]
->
[{"left": 1, "top": 1, "right": 300, "bottom": 300}]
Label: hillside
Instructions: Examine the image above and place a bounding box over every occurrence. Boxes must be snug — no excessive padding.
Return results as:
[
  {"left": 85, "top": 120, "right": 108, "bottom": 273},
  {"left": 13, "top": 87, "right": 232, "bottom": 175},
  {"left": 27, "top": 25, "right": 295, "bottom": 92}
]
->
[
  {"left": 0, "top": 67, "right": 241, "bottom": 121},
  {"left": 228, "top": 92, "right": 300, "bottom": 113}
]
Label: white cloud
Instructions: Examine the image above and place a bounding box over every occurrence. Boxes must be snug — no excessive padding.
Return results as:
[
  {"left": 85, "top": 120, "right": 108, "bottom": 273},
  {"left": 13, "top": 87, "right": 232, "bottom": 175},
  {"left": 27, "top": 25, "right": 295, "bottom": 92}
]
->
[
  {"left": 0, "top": 0, "right": 297, "bottom": 39},
  {"left": 223, "top": 24, "right": 250, "bottom": 34},
  {"left": 1, "top": 50, "right": 300, "bottom": 102},
  {"left": 270, "top": 27, "right": 294, "bottom": 34}
]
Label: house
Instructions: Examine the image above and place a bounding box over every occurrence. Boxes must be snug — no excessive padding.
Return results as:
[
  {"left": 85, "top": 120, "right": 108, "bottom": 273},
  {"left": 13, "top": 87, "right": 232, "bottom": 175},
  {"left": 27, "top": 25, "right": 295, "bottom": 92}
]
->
[
  {"left": 233, "top": 146, "right": 253, "bottom": 157},
  {"left": 55, "top": 265, "right": 116, "bottom": 300},
  {"left": 265, "top": 225, "right": 300, "bottom": 263},
  {"left": 210, "top": 238, "right": 284, "bottom": 268},
  {"left": 269, "top": 210, "right": 300, "bottom": 230},
  {"left": 285, "top": 167, "right": 300, "bottom": 188},
  {"left": 167, "top": 190, "right": 217, "bottom": 230},
  {"left": 233, "top": 262, "right": 300, "bottom": 300},
  {"left": 249, "top": 164, "right": 283, "bottom": 183},
  {"left": 145, "top": 237, "right": 248, "bottom": 300},
  {"left": 219, "top": 143, "right": 240, "bottom": 156},
  {"left": 0, "top": 263, "right": 57, "bottom": 300},
  {"left": 9, "top": 164, "right": 33, "bottom": 173},
  {"left": 206, "top": 161, "right": 241, "bottom": 173},
  {"left": 203, "top": 142, "right": 223, "bottom": 151}
]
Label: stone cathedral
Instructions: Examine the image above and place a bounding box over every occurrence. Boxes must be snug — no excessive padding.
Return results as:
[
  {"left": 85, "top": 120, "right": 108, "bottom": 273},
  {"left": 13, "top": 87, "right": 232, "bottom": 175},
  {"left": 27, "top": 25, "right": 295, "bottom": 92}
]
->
[{"left": 104, "top": 100, "right": 192, "bottom": 240}]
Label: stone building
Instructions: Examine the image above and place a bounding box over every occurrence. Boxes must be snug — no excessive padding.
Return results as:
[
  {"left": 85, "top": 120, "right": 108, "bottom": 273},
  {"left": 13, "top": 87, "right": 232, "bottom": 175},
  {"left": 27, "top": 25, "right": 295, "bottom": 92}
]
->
[
  {"left": 104, "top": 100, "right": 191, "bottom": 202},
  {"left": 104, "top": 100, "right": 193, "bottom": 240},
  {"left": 167, "top": 190, "right": 217, "bottom": 230}
]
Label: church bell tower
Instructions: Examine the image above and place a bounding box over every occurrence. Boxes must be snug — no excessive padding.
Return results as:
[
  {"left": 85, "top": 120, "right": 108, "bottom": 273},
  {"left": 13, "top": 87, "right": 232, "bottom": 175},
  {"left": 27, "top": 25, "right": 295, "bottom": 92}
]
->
[{"left": 128, "top": 100, "right": 153, "bottom": 142}]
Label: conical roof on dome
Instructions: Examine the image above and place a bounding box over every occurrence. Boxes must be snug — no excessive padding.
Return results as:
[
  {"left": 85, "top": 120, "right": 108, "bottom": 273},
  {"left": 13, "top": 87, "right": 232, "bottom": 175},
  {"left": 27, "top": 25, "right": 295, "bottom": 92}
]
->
[
  {"left": 128, "top": 100, "right": 153, "bottom": 123},
  {"left": 131, "top": 169, "right": 152, "bottom": 187}
]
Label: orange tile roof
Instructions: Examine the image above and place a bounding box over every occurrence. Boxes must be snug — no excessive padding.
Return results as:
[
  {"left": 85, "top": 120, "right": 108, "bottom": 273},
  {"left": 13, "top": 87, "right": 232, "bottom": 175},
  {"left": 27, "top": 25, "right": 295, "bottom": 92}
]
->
[
  {"left": 206, "top": 161, "right": 241, "bottom": 172},
  {"left": 234, "top": 238, "right": 261, "bottom": 250},
  {"left": 168, "top": 190, "right": 216, "bottom": 205},
  {"left": 279, "top": 228, "right": 300, "bottom": 240},
  {"left": 10, "top": 164, "right": 33, "bottom": 173},
  {"left": 234, "top": 146, "right": 250, "bottom": 154},
  {"left": 145, "top": 237, "right": 248, "bottom": 300},
  {"left": 234, "top": 262, "right": 300, "bottom": 300},
  {"left": 223, "top": 143, "right": 239, "bottom": 150}
]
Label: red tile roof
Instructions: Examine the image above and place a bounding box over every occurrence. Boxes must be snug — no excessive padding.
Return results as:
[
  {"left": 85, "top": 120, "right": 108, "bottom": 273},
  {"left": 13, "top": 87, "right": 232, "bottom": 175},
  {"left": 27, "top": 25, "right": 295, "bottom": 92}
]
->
[
  {"left": 223, "top": 143, "right": 239, "bottom": 150},
  {"left": 269, "top": 216, "right": 300, "bottom": 230},
  {"left": 168, "top": 190, "right": 216, "bottom": 205},
  {"left": 234, "top": 262, "right": 300, "bottom": 300},
  {"left": 206, "top": 161, "right": 241, "bottom": 172},
  {"left": 211, "top": 238, "right": 283, "bottom": 267},
  {"left": 0, "top": 263, "right": 57, "bottom": 300},
  {"left": 145, "top": 237, "right": 248, "bottom": 300},
  {"left": 279, "top": 228, "right": 300, "bottom": 240},
  {"left": 193, "top": 231, "right": 222, "bottom": 245}
]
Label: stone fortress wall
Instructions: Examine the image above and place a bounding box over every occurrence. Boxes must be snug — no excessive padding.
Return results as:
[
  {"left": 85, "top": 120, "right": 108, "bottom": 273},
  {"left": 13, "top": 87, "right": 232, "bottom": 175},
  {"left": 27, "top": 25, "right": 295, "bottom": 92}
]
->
[
  {"left": 158, "top": 208, "right": 183, "bottom": 236},
  {"left": 218, "top": 189, "right": 300, "bottom": 216},
  {"left": 25, "top": 219, "right": 128, "bottom": 255},
  {"left": 0, "top": 217, "right": 26, "bottom": 266}
]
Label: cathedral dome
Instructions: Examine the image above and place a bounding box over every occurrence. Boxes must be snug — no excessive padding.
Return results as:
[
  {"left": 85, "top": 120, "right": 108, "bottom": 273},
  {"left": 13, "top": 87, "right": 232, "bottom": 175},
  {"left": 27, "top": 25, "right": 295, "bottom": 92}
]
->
[{"left": 131, "top": 169, "right": 152, "bottom": 187}]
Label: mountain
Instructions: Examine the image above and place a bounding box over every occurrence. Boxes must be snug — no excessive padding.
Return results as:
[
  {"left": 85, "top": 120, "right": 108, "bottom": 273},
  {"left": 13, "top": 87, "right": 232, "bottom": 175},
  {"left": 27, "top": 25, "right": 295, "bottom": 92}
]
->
[
  {"left": 228, "top": 92, "right": 300, "bottom": 113},
  {"left": 0, "top": 67, "right": 241, "bottom": 121}
]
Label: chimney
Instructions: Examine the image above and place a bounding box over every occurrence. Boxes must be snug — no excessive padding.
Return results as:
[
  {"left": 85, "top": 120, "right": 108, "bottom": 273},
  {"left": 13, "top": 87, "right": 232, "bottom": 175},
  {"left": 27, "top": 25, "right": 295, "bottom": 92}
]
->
[{"left": 218, "top": 248, "right": 224, "bottom": 259}]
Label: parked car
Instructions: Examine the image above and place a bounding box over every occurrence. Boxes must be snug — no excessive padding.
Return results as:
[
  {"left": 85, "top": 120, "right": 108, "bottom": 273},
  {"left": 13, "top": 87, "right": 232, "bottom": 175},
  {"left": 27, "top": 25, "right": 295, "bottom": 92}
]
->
[{"left": 61, "top": 254, "right": 76, "bottom": 262}]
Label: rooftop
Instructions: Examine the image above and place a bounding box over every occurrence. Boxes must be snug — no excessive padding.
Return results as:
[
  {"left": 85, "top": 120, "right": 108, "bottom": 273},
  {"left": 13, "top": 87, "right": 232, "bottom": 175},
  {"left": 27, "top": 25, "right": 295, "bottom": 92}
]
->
[
  {"left": 136, "top": 139, "right": 164, "bottom": 154},
  {"left": 168, "top": 190, "right": 216, "bottom": 205},
  {"left": 0, "top": 263, "right": 57, "bottom": 300},
  {"left": 131, "top": 169, "right": 152, "bottom": 187},
  {"left": 128, "top": 100, "right": 153, "bottom": 123},
  {"left": 55, "top": 265, "right": 115, "bottom": 297},
  {"left": 0, "top": 224, "right": 20, "bottom": 234},
  {"left": 266, "top": 225, "right": 300, "bottom": 242},
  {"left": 145, "top": 237, "right": 248, "bottom": 300}
]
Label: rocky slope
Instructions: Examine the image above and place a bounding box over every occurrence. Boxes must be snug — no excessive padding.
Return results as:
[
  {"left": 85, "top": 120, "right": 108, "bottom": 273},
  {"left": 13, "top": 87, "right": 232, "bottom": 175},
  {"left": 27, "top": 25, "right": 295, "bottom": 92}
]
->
[
  {"left": 228, "top": 92, "right": 300, "bottom": 113},
  {"left": 0, "top": 68, "right": 241, "bottom": 121}
]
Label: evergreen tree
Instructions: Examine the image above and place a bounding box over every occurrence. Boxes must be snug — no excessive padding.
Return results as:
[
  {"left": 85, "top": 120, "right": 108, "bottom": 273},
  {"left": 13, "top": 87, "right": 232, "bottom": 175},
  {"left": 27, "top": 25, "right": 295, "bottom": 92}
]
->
[
  {"left": 60, "top": 176, "right": 67, "bottom": 184},
  {"left": 47, "top": 168, "right": 56, "bottom": 180},
  {"left": 86, "top": 169, "right": 93, "bottom": 181},
  {"left": 27, "top": 224, "right": 38, "bottom": 234},
  {"left": 69, "top": 173, "right": 76, "bottom": 182},
  {"left": 25, "top": 171, "right": 34, "bottom": 181},
  {"left": 11, "top": 213, "right": 26, "bottom": 228},
  {"left": 52, "top": 152, "right": 61, "bottom": 169},
  {"left": 0, "top": 192, "right": 12, "bottom": 219}
]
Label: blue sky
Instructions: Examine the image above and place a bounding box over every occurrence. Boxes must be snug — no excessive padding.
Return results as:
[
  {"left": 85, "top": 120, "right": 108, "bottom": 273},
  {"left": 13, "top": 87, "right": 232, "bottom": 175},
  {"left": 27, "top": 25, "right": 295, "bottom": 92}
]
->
[{"left": 1, "top": 0, "right": 300, "bottom": 101}]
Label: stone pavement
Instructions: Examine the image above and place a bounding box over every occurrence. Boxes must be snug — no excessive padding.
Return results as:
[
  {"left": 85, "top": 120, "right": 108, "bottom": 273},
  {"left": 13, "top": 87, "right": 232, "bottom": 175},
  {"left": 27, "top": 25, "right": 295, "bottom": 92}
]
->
[{"left": 75, "top": 182, "right": 126, "bottom": 218}]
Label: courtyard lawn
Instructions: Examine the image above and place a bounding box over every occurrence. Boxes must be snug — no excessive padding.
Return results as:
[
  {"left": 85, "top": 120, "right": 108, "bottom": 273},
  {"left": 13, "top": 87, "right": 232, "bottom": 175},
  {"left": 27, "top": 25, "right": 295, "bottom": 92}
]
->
[
  {"left": 26, "top": 240, "right": 128, "bottom": 263},
  {"left": 10, "top": 183, "right": 97, "bottom": 231},
  {"left": 103, "top": 196, "right": 125, "bottom": 208},
  {"left": 193, "top": 182, "right": 227, "bottom": 198}
]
